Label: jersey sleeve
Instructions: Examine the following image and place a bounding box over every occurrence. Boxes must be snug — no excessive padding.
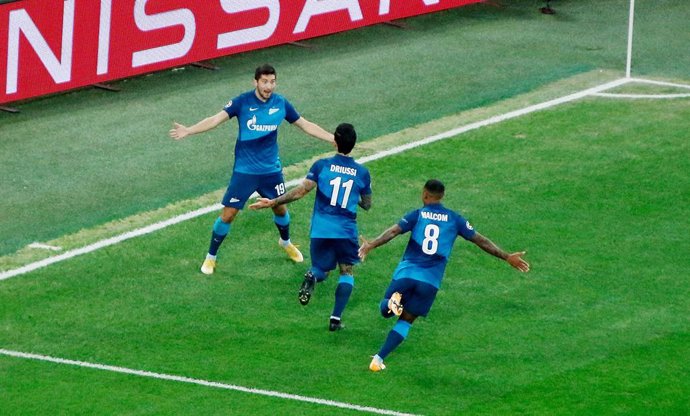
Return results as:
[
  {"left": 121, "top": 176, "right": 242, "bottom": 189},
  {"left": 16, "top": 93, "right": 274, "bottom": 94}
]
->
[
  {"left": 222, "top": 95, "right": 242, "bottom": 118},
  {"left": 283, "top": 98, "right": 300, "bottom": 123},
  {"left": 306, "top": 159, "right": 323, "bottom": 183},
  {"left": 456, "top": 214, "right": 476, "bottom": 240},
  {"left": 398, "top": 209, "right": 419, "bottom": 233}
]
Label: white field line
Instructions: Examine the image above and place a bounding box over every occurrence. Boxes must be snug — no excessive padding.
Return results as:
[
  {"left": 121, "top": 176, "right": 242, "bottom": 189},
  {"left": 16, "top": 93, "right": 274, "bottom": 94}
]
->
[
  {"left": 0, "top": 349, "right": 420, "bottom": 416},
  {"left": 356, "top": 77, "right": 630, "bottom": 164},
  {"left": 629, "top": 77, "right": 690, "bottom": 90},
  {"left": 0, "top": 77, "right": 630, "bottom": 282},
  {"left": 592, "top": 77, "right": 690, "bottom": 99},
  {"left": 592, "top": 92, "right": 690, "bottom": 99},
  {"left": 0, "top": 204, "right": 221, "bottom": 281},
  {"left": 27, "top": 242, "right": 63, "bottom": 251}
]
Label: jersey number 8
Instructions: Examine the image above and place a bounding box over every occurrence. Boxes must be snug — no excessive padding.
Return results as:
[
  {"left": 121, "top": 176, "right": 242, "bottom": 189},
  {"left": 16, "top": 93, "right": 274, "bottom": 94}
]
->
[{"left": 422, "top": 224, "right": 440, "bottom": 255}]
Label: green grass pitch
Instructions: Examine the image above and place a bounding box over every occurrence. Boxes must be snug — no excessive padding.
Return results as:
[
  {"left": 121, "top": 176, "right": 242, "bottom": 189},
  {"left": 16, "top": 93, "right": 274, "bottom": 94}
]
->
[
  {"left": 2, "top": 96, "right": 689, "bottom": 415},
  {"left": 1, "top": 1, "right": 689, "bottom": 415}
]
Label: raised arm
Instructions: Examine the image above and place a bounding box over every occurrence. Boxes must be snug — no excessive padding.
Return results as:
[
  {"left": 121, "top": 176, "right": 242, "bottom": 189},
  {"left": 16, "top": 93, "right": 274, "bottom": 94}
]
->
[
  {"left": 470, "top": 232, "right": 530, "bottom": 272},
  {"left": 292, "top": 117, "right": 336, "bottom": 145},
  {"left": 169, "top": 110, "right": 229, "bottom": 141},
  {"left": 249, "top": 178, "right": 317, "bottom": 210},
  {"left": 358, "top": 223, "right": 403, "bottom": 261}
]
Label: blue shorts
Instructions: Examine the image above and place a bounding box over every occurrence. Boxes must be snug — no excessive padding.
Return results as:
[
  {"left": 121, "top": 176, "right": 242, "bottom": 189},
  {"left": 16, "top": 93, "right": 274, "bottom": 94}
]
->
[
  {"left": 384, "top": 278, "right": 438, "bottom": 317},
  {"left": 222, "top": 171, "right": 285, "bottom": 209},
  {"left": 310, "top": 238, "right": 360, "bottom": 274}
]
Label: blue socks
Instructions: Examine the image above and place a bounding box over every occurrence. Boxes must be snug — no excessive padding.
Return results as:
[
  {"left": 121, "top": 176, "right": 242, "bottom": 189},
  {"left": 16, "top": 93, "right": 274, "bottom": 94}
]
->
[
  {"left": 273, "top": 212, "right": 290, "bottom": 241},
  {"left": 378, "top": 320, "right": 412, "bottom": 359},
  {"left": 208, "top": 217, "right": 230, "bottom": 256},
  {"left": 331, "top": 275, "right": 354, "bottom": 319}
]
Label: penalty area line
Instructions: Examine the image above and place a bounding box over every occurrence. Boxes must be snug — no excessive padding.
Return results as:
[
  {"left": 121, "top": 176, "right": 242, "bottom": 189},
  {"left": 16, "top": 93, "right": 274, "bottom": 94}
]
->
[
  {"left": 0, "top": 77, "right": 629, "bottom": 282},
  {"left": 355, "top": 77, "right": 629, "bottom": 165},
  {"left": 0, "top": 348, "right": 420, "bottom": 416}
]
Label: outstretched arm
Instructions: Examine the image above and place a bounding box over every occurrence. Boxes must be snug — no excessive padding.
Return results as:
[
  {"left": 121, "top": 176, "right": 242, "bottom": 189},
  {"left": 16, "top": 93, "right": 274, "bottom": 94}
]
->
[
  {"left": 169, "top": 111, "right": 229, "bottom": 140},
  {"left": 470, "top": 232, "right": 530, "bottom": 272},
  {"left": 358, "top": 224, "right": 403, "bottom": 261},
  {"left": 249, "top": 178, "right": 316, "bottom": 210},
  {"left": 292, "top": 117, "right": 335, "bottom": 145}
]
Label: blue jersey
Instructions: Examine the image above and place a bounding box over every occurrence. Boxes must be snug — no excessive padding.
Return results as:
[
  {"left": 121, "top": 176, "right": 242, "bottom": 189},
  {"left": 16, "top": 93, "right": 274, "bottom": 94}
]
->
[
  {"left": 392, "top": 203, "right": 476, "bottom": 288},
  {"left": 223, "top": 91, "right": 300, "bottom": 174},
  {"left": 306, "top": 154, "right": 372, "bottom": 239}
]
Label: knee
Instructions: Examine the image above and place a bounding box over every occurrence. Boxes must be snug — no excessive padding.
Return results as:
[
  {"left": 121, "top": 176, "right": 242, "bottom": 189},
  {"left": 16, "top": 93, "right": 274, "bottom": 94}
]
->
[
  {"left": 220, "top": 208, "right": 237, "bottom": 223},
  {"left": 272, "top": 205, "right": 287, "bottom": 216},
  {"left": 339, "top": 264, "right": 353, "bottom": 275}
]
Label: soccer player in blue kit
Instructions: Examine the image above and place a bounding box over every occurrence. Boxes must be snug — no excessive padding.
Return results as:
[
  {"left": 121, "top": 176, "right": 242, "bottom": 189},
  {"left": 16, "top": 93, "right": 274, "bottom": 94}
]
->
[
  {"left": 169, "top": 64, "right": 335, "bottom": 275},
  {"left": 250, "top": 123, "right": 372, "bottom": 331},
  {"left": 358, "top": 179, "right": 530, "bottom": 371}
]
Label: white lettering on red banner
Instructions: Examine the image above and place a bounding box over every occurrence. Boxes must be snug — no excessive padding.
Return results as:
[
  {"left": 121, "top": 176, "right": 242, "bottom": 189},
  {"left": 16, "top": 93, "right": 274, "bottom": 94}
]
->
[
  {"left": 294, "top": 0, "right": 363, "bottom": 34},
  {"left": 217, "top": 0, "right": 280, "bottom": 50},
  {"left": 0, "top": 0, "right": 481, "bottom": 104}
]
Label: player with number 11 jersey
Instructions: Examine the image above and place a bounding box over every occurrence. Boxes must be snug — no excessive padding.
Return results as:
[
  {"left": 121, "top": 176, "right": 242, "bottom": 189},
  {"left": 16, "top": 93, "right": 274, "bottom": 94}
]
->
[
  {"left": 307, "top": 154, "right": 371, "bottom": 241},
  {"left": 249, "top": 123, "right": 371, "bottom": 331}
]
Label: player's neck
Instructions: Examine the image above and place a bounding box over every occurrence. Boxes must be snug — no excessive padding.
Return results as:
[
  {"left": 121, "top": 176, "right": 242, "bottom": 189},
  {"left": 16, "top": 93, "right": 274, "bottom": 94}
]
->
[
  {"left": 423, "top": 196, "right": 443, "bottom": 205},
  {"left": 254, "top": 89, "right": 269, "bottom": 103}
]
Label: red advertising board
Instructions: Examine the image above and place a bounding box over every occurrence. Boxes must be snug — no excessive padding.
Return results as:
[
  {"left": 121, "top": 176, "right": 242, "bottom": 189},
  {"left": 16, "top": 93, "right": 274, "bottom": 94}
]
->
[{"left": 0, "top": 0, "right": 481, "bottom": 104}]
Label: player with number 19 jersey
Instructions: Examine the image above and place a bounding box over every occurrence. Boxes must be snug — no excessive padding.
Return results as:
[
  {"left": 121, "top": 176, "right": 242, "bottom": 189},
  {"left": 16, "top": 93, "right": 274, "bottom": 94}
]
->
[
  {"left": 393, "top": 204, "right": 476, "bottom": 288},
  {"left": 223, "top": 90, "right": 300, "bottom": 174},
  {"left": 306, "top": 154, "right": 371, "bottom": 240}
]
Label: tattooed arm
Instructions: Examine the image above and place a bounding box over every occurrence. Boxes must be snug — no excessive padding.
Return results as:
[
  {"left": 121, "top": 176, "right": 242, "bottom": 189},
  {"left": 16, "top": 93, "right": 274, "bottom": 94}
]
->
[{"left": 470, "top": 232, "right": 530, "bottom": 272}]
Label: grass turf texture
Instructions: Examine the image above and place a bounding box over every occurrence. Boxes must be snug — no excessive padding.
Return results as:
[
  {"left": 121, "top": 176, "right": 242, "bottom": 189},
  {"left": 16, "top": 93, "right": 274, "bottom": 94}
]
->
[
  {"left": 2, "top": 0, "right": 690, "bottom": 256},
  {"left": 1, "top": 97, "right": 688, "bottom": 415}
]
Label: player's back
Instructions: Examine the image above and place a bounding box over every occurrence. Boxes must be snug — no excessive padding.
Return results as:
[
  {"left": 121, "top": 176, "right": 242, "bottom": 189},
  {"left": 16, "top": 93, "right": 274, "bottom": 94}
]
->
[
  {"left": 393, "top": 203, "right": 475, "bottom": 288},
  {"left": 307, "top": 154, "right": 372, "bottom": 239}
]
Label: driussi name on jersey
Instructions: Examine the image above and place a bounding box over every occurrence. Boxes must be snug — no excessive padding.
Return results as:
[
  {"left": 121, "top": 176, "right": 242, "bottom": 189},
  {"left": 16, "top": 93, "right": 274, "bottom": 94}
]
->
[
  {"left": 246, "top": 115, "right": 278, "bottom": 132},
  {"left": 421, "top": 211, "right": 449, "bottom": 222},
  {"left": 330, "top": 165, "right": 357, "bottom": 176}
]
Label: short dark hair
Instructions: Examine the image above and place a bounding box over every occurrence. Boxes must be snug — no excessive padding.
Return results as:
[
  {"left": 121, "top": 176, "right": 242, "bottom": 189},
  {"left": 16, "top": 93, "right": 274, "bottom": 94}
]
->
[
  {"left": 334, "top": 123, "right": 357, "bottom": 154},
  {"left": 424, "top": 179, "right": 445, "bottom": 197},
  {"left": 255, "top": 64, "right": 276, "bottom": 80}
]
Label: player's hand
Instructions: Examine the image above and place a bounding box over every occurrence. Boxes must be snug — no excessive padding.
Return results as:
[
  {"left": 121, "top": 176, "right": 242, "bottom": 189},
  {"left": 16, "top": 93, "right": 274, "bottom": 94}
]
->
[
  {"left": 248, "top": 198, "right": 274, "bottom": 210},
  {"left": 507, "top": 251, "right": 530, "bottom": 272},
  {"left": 358, "top": 236, "right": 371, "bottom": 261},
  {"left": 169, "top": 122, "right": 189, "bottom": 140}
]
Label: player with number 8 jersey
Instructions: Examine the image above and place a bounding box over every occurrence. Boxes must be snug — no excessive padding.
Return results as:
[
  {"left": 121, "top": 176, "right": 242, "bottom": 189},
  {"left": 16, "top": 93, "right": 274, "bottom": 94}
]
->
[
  {"left": 359, "top": 179, "right": 530, "bottom": 372},
  {"left": 392, "top": 200, "right": 476, "bottom": 289}
]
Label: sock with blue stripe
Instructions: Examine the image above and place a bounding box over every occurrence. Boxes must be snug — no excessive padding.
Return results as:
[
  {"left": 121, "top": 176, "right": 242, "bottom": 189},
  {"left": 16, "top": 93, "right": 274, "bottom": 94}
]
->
[
  {"left": 273, "top": 212, "right": 290, "bottom": 241},
  {"left": 331, "top": 275, "right": 354, "bottom": 319},
  {"left": 208, "top": 217, "right": 230, "bottom": 256},
  {"left": 378, "top": 320, "right": 412, "bottom": 359}
]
